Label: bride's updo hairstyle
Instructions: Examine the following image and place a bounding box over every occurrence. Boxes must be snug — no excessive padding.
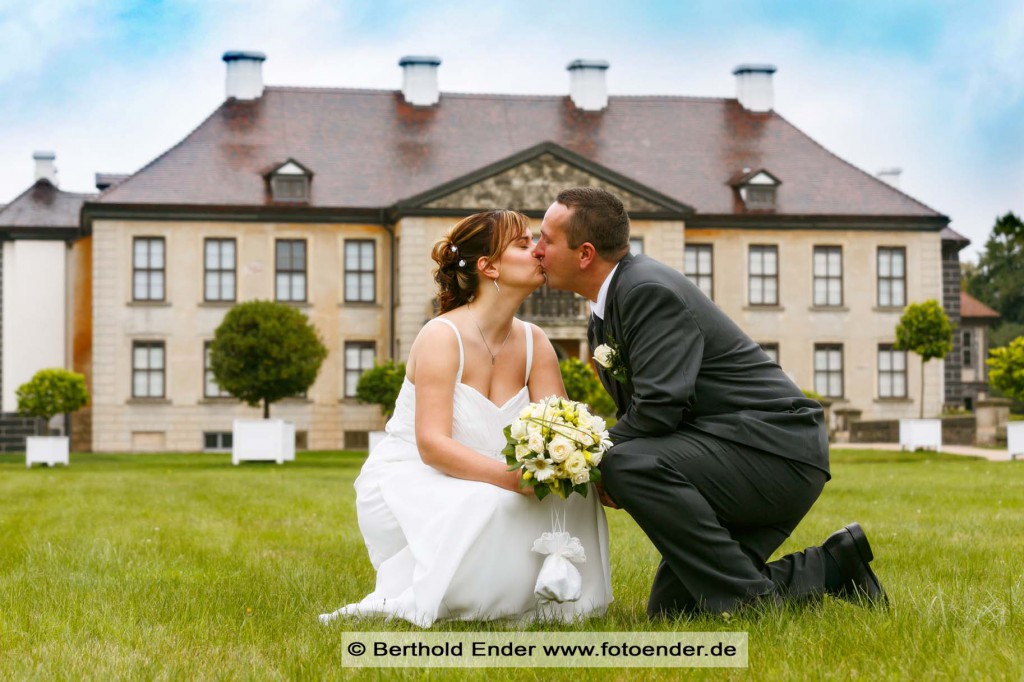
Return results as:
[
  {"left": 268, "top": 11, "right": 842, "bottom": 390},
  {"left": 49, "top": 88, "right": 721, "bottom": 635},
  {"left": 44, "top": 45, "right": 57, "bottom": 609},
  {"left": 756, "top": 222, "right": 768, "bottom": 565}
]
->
[{"left": 431, "top": 210, "right": 531, "bottom": 314}]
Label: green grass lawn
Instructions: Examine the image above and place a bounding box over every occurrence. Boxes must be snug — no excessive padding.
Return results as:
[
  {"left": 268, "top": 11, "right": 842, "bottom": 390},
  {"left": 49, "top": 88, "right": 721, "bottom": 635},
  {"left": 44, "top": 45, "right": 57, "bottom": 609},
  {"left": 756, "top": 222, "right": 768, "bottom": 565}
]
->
[{"left": 1, "top": 449, "right": 1022, "bottom": 680}]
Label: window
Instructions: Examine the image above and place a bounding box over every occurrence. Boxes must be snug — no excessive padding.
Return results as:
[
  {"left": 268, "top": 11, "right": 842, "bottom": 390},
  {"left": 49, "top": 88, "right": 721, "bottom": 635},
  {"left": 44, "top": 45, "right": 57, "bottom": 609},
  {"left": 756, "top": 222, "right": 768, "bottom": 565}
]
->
[
  {"left": 204, "top": 342, "right": 231, "bottom": 398},
  {"left": 878, "top": 345, "right": 907, "bottom": 398},
  {"left": 814, "top": 344, "right": 843, "bottom": 398},
  {"left": 132, "top": 341, "right": 165, "bottom": 398},
  {"left": 877, "top": 247, "right": 906, "bottom": 307},
  {"left": 203, "top": 432, "right": 233, "bottom": 452},
  {"left": 345, "top": 342, "right": 376, "bottom": 398},
  {"left": 684, "top": 244, "right": 713, "bottom": 299},
  {"left": 760, "top": 343, "right": 779, "bottom": 365},
  {"left": 745, "top": 186, "right": 776, "bottom": 210},
  {"left": 748, "top": 245, "right": 778, "bottom": 306},
  {"left": 276, "top": 239, "right": 307, "bottom": 302},
  {"left": 271, "top": 176, "right": 309, "bottom": 202},
  {"left": 133, "top": 237, "right": 165, "bottom": 301},
  {"left": 962, "top": 331, "right": 973, "bottom": 367},
  {"left": 344, "top": 240, "right": 376, "bottom": 303},
  {"left": 813, "top": 246, "right": 843, "bottom": 307},
  {"left": 204, "top": 239, "right": 236, "bottom": 301},
  {"left": 629, "top": 238, "right": 644, "bottom": 255}
]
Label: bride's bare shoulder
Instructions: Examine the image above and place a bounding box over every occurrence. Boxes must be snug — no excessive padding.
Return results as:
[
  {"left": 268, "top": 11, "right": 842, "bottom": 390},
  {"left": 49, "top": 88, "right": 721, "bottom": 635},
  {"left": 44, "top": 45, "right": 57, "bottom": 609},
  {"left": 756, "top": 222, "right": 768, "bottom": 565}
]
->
[{"left": 407, "top": 315, "right": 462, "bottom": 376}]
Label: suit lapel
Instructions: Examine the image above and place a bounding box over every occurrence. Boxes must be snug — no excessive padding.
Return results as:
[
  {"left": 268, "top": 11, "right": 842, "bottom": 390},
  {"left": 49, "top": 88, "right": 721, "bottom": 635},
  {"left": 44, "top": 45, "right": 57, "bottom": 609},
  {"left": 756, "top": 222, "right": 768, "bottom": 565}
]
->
[{"left": 593, "top": 254, "right": 634, "bottom": 411}]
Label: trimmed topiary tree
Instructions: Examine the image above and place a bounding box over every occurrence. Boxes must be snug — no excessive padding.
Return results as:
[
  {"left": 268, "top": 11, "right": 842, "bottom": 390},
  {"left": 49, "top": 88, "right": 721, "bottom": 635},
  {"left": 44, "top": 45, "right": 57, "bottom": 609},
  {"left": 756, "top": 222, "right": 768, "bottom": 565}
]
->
[
  {"left": 210, "top": 301, "right": 328, "bottom": 418},
  {"left": 16, "top": 368, "right": 90, "bottom": 433},
  {"left": 895, "top": 300, "right": 954, "bottom": 418},
  {"left": 987, "top": 336, "right": 1024, "bottom": 404},
  {"left": 559, "top": 357, "right": 616, "bottom": 417},
  {"left": 356, "top": 361, "right": 406, "bottom": 418}
]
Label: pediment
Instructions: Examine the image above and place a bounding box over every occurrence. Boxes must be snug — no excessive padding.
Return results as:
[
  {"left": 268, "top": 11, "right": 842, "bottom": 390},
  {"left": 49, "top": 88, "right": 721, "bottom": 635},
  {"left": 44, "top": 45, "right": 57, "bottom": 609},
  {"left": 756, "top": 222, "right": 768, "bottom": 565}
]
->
[{"left": 400, "top": 143, "right": 691, "bottom": 215}]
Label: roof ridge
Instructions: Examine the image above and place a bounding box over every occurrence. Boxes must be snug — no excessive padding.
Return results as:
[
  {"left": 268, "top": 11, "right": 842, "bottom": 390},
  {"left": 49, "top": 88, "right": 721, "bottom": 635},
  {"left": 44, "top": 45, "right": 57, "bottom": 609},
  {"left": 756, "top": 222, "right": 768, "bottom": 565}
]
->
[
  {"left": 770, "top": 110, "right": 946, "bottom": 219},
  {"left": 263, "top": 85, "right": 730, "bottom": 103}
]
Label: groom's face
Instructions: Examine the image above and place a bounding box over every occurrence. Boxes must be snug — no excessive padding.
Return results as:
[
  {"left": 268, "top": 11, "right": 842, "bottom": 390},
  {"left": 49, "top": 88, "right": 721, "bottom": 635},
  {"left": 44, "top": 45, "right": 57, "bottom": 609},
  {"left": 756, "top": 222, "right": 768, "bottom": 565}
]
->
[{"left": 534, "top": 202, "right": 579, "bottom": 290}]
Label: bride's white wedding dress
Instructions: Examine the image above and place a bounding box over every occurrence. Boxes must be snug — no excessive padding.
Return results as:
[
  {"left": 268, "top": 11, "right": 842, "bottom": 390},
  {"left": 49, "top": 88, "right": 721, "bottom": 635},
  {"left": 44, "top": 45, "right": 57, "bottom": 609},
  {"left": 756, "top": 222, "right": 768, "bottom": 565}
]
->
[{"left": 320, "top": 318, "right": 612, "bottom": 627}]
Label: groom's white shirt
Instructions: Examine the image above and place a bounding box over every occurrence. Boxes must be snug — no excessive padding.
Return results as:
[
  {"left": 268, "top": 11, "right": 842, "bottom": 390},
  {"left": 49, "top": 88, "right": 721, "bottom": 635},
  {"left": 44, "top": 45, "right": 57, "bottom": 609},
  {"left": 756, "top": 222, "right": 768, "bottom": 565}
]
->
[{"left": 590, "top": 263, "right": 619, "bottom": 320}]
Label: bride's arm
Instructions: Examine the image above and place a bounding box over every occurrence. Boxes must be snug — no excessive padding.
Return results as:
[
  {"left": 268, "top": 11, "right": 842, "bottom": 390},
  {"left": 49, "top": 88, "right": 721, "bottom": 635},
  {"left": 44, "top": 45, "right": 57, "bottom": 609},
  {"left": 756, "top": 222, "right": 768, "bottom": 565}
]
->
[
  {"left": 526, "top": 324, "right": 568, "bottom": 401},
  {"left": 411, "top": 322, "right": 524, "bottom": 493}
]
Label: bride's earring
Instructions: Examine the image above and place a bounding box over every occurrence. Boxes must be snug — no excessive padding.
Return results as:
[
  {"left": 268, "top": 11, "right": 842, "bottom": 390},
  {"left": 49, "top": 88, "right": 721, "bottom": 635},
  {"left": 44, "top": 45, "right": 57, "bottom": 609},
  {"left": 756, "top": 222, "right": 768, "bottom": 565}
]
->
[{"left": 494, "top": 278, "right": 500, "bottom": 294}]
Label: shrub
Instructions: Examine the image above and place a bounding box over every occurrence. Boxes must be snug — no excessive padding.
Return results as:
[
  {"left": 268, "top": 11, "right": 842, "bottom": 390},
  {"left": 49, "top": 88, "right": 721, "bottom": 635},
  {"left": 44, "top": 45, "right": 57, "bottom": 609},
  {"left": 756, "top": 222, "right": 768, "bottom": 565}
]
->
[
  {"left": 210, "top": 301, "right": 328, "bottom": 418},
  {"left": 17, "top": 369, "right": 90, "bottom": 426},
  {"left": 356, "top": 361, "right": 406, "bottom": 418},
  {"left": 559, "top": 357, "right": 616, "bottom": 417}
]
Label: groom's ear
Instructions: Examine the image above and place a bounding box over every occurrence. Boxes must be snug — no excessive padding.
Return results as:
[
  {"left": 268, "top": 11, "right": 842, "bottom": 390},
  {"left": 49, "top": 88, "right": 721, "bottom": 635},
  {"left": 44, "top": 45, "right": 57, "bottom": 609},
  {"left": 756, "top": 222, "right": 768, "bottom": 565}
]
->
[{"left": 578, "top": 242, "right": 597, "bottom": 270}]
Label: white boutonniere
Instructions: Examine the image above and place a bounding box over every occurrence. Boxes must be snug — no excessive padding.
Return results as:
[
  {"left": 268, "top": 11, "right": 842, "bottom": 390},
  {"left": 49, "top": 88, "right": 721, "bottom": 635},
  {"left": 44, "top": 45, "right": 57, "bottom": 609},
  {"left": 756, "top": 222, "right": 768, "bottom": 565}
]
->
[{"left": 593, "top": 334, "right": 628, "bottom": 383}]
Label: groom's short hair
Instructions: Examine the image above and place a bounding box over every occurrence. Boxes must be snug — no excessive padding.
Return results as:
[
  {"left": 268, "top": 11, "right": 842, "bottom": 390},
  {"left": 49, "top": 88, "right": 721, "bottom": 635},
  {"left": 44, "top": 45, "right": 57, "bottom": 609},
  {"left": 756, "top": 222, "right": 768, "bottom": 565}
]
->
[{"left": 556, "top": 187, "right": 631, "bottom": 260}]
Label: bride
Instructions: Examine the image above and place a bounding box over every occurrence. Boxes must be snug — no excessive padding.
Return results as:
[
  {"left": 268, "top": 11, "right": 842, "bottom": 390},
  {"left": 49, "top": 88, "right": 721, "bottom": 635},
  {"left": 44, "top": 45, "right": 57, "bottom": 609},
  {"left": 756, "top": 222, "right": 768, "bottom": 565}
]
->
[{"left": 320, "top": 209, "right": 612, "bottom": 627}]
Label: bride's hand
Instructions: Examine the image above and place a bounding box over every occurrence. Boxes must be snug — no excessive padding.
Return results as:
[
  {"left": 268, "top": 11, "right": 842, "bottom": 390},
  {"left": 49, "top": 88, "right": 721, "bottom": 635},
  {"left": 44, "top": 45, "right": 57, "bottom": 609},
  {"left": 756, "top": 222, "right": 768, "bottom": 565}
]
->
[{"left": 507, "top": 469, "right": 535, "bottom": 497}]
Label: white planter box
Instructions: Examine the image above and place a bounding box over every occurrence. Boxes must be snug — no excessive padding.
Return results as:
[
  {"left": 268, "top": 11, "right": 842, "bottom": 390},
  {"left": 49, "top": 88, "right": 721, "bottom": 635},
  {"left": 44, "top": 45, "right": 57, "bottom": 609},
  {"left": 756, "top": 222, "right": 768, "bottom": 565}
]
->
[
  {"left": 26, "top": 436, "right": 69, "bottom": 468},
  {"left": 368, "top": 430, "right": 386, "bottom": 453},
  {"left": 232, "top": 419, "right": 295, "bottom": 465},
  {"left": 899, "top": 418, "right": 942, "bottom": 452},
  {"left": 1008, "top": 422, "right": 1024, "bottom": 459}
]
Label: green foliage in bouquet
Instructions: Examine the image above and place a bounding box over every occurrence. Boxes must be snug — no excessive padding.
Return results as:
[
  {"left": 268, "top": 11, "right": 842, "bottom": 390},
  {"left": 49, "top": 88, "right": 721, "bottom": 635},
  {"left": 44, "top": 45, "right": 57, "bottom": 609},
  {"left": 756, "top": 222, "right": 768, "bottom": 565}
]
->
[
  {"left": 559, "top": 357, "right": 616, "bottom": 417},
  {"left": 987, "top": 336, "right": 1024, "bottom": 404},
  {"left": 210, "top": 300, "right": 328, "bottom": 418},
  {"left": 16, "top": 368, "right": 90, "bottom": 422},
  {"left": 355, "top": 360, "right": 407, "bottom": 418},
  {"left": 502, "top": 396, "right": 611, "bottom": 501}
]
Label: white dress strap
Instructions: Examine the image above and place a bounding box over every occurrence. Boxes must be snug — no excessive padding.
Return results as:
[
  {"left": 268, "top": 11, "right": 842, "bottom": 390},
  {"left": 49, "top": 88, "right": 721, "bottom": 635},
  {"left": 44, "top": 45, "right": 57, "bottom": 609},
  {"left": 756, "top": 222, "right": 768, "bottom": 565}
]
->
[
  {"left": 523, "top": 321, "right": 534, "bottom": 385},
  {"left": 431, "top": 318, "right": 465, "bottom": 383}
]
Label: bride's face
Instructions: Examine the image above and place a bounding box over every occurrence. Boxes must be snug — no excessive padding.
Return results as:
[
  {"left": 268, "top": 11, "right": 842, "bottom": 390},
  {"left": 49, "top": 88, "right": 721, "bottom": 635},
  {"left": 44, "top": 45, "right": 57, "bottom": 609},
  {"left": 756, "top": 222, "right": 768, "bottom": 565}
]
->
[{"left": 496, "top": 227, "right": 545, "bottom": 291}]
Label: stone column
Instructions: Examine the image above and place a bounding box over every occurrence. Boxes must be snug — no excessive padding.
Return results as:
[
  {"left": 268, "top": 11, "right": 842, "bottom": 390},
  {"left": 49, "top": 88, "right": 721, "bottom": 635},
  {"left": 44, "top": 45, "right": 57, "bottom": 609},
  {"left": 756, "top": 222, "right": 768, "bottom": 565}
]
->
[{"left": 975, "top": 398, "right": 1011, "bottom": 445}]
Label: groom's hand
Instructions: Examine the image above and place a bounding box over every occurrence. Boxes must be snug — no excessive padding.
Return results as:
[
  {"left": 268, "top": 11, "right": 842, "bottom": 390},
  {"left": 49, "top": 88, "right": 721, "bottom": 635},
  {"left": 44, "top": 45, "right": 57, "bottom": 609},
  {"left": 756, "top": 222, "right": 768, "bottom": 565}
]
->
[{"left": 595, "top": 483, "right": 620, "bottom": 509}]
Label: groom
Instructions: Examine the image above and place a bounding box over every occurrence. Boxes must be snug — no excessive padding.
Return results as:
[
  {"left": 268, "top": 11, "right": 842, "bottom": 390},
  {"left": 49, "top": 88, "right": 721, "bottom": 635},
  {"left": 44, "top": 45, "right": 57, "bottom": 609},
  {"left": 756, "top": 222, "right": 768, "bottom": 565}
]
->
[{"left": 533, "top": 187, "right": 886, "bottom": 617}]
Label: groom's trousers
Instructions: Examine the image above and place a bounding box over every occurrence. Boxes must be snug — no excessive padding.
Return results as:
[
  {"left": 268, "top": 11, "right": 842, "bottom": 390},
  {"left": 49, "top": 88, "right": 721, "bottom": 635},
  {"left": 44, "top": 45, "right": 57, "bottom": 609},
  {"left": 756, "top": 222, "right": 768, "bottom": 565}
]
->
[{"left": 600, "top": 427, "right": 829, "bottom": 616}]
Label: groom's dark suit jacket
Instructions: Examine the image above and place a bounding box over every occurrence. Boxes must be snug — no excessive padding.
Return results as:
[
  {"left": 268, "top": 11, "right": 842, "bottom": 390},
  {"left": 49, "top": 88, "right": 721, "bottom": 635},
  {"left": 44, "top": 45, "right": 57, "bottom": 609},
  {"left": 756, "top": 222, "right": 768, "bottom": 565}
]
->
[{"left": 589, "top": 253, "right": 829, "bottom": 477}]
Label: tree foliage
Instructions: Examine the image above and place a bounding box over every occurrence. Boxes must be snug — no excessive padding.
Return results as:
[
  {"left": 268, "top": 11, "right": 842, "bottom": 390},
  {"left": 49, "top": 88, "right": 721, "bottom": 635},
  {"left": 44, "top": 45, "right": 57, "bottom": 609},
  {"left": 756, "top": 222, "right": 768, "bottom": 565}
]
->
[
  {"left": 17, "top": 368, "right": 89, "bottom": 422},
  {"left": 210, "top": 301, "right": 328, "bottom": 418},
  {"left": 895, "top": 300, "right": 954, "bottom": 417},
  {"left": 559, "top": 357, "right": 616, "bottom": 417},
  {"left": 356, "top": 361, "right": 406, "bottom": 418},
  {"left": 987, "top": 337, "right": 1024, "bottom": 404},
  {"left": 964, "top": 212, "right": 1024, "bottom": 325}
]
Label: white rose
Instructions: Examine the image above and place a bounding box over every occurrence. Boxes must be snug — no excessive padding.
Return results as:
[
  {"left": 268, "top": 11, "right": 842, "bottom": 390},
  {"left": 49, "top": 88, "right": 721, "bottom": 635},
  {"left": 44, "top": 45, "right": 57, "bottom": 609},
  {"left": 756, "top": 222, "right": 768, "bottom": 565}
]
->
[
  {"left": 547, "top": 435, "right": 575, "bottom": 463},
  {"left": 593, "top": 344, "right": 614, "bottom": 368},
  {"left": 530, "top": 403, "right": 547, "bottom": 419},
  {"left": 528, "top": 433, "right": 546, "bottom": 454},
  {"left": 527, "top": 421, "right": 542, "bottom": 436},
  {"left": 575, "top": 410, "right": 594, "bottom": 431},
  {"left": 564, "top": 451, "right": 587, "bottom": 475},
  {"left": 520, "top": 406, "right": 533, "bottom": 419},
  {"left": 571, "top": 469, "right": 591, "bottom": 486},
  {"left": 510, "top": 419, "right": 527, "bottom": 440},
  {"left": 515, "top": 444, "right": 531, "bottom": 462}
]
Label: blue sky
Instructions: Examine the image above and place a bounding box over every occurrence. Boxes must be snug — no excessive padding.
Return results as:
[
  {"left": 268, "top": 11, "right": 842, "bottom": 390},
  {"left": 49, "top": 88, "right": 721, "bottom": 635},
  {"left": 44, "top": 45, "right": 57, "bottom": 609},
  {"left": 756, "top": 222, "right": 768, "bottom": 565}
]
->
[{"left": 1, "top": 0, "right": 1021, "bottom": 259}]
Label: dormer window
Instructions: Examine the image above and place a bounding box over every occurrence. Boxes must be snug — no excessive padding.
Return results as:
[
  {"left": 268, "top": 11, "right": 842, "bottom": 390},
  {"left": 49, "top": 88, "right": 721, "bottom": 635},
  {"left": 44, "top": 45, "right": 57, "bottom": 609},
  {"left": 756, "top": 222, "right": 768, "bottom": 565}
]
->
[
  {"left": 731, "top": 168, "right": 781, "bottom": 211},
  {"left": 267, "top": 159, "right": 312, "bottom": 203}
]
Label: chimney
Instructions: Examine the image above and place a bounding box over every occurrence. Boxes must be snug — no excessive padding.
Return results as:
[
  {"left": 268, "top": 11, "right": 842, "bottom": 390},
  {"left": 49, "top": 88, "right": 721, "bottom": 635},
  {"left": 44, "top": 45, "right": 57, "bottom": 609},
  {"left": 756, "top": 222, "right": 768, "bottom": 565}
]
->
[
  {"left": 733, "top": 64, "right": 776, "bottom": 112},
  {"left": 222, "top": 51, "right": 266, "bottom": 100},
  {"left": 567, "top": 59, "right": 609, "bottom": 111},
  {"left": 876, "top": 168, "right": 902, "bottom": 189},
  {"left": 33, "top": 151, "right": 57, "bottom": 185},
  {"left": 399, "top": 56, "right": 441, "bottom": 106}
]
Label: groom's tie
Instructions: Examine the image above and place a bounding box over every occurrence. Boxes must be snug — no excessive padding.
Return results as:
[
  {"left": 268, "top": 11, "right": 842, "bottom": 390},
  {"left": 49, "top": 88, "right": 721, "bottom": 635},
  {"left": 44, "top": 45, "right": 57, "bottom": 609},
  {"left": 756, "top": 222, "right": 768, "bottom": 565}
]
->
[{"left": 588, "top": 313, "right": 604, "bottom": 350}]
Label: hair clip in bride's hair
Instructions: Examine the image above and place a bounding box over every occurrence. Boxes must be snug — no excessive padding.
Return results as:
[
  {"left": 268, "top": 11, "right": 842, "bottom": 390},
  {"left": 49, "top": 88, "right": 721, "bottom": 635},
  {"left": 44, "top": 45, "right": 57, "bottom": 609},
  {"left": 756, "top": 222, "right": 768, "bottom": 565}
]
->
[
  {"left": 450, "top": 244, "right": 458, "bottom": 253},
  {"left": 458, "top": 259, "right": 466, "bottom": 267}
]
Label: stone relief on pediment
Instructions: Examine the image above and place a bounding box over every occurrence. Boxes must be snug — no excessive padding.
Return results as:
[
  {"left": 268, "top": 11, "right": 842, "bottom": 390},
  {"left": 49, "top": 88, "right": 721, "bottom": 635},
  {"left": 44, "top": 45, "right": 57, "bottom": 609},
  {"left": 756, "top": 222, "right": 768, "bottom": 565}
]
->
[{"left": 423, "top": 153, "right": 664, "bottom": 212}]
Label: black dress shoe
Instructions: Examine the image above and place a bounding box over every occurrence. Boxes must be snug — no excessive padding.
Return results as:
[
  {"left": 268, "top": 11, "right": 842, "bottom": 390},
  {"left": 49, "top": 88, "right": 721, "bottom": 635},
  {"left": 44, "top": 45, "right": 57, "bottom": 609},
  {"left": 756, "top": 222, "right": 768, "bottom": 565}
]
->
[{"left": 822, "top": 522, "right": 888, "bottom": 606}]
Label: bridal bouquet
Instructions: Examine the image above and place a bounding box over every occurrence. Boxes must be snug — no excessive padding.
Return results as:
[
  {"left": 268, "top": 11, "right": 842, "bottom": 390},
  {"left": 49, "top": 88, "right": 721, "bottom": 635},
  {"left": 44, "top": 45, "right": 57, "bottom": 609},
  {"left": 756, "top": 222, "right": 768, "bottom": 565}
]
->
[
  {"left": 501, "top": 396, "right": 613, "bottom": 604},
  {"left": 502, "top": 396, "right": 612, "bottom": 501}
]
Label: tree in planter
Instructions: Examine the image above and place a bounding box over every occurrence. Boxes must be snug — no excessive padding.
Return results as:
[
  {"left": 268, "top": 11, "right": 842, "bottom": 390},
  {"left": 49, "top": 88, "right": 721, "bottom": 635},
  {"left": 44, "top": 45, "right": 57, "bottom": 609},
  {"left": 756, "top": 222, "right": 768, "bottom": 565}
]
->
[
  {"left": 987, "top": 337, "right": 1024, "bottom": 404},
  {"left": 356, "top": 361, "right": 406, "bottom": 418},
  {"left": 895, "top": 300, "right": 954, "bottom": 418},
  {"left": 210, "top": 301, "right": 328, "bottom": 418},
  {"left": 559, "top": 357, "right": 616, "bottom": 418},
  {"left": 16, "top": 368, "right": 90, "bottom": 433}
]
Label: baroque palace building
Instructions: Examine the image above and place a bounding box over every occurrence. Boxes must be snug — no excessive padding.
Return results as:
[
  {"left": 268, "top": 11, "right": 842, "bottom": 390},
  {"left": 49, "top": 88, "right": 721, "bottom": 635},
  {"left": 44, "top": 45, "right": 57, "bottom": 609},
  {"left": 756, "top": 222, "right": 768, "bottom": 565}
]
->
[{"left": 2, "top": 52, "right": 972, "bottom": 452}]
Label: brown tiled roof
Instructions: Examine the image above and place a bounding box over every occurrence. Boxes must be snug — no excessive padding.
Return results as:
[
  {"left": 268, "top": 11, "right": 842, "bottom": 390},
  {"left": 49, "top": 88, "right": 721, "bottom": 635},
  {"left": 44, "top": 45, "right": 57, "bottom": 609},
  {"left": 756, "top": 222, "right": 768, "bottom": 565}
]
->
[
  {"left": 97, "top": 88, "right": 945, "bottom": 219},
  {"left": 960, "top": 292, "right": 1000, "bottom": 320},
  {"left": 941, "top": 226, "right": 970, "bottom": 246},
  {"left": 0, "top": 180, "right": 94, "bottom": 231}
]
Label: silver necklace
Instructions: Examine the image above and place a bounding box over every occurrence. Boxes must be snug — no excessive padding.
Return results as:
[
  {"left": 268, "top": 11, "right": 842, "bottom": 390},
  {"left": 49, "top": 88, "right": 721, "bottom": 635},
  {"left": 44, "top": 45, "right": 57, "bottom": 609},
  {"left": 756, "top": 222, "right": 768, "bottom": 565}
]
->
[{"left": 467, "top": 304, "right": 514, "bottom": 365}]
